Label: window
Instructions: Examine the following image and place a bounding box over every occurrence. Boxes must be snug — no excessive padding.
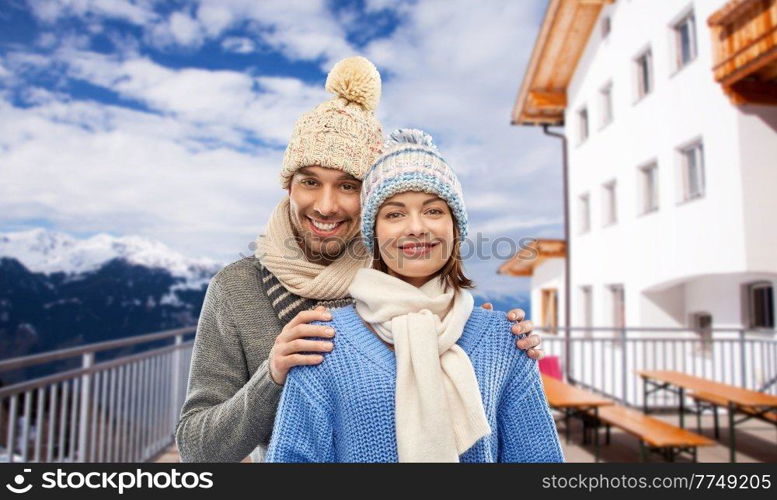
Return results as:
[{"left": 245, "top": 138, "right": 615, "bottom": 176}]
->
[
  {"left": 602, "top": 15, "right": 612, "bottom": 39},
  {"left": 673, "top": 12, "right": 697, "bottom": 69},
  {"left": 578, "top": 193, "right": 590, "bottom": 234},
  {"left": 635, "top": 49, "right": 654, "bottom": 99},
  {"left": 639, "top": 162, "right": 659, "bottom": 214},
  {"left": 578, "top": 107, "right": 589, "bottom": 143},
  {"left": 679, "top": 141, "right": 705, "bottom": 201},
  {"left": 541, "top": 288, "right": 559, "bottom": 333},
  {"left": 747, "top": 282, "right": 774, "bottom": 329},
  {"left": 609, "top": 284, "right": 625, "bottom": 329},
  {"left": 580, "top": 286, "right": 593, "bottom": 336},
  {"left": 602, "top": 180, "right": 617, "bottom": 226},
  {"left": 600, "top": 83, "right": 613, "bottom": 127}
]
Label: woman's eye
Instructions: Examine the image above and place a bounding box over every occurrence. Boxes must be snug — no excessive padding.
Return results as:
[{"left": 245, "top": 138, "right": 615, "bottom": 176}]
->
[
  {"left": 385, "top": 212, "right": 402, "bottom": 219},
  {"left": 427, "top": 208, "right": 444, "bottom": 215}
]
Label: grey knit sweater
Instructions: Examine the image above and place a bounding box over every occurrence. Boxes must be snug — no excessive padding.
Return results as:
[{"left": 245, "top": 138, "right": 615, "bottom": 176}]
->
[{"left": 175, "top": 256, "right": 352, "bottom": 463}]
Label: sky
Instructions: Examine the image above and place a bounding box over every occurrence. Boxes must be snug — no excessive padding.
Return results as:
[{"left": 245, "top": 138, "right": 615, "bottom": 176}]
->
[{"left": 0, "top": 0, "right": 564, "bottom": 299}]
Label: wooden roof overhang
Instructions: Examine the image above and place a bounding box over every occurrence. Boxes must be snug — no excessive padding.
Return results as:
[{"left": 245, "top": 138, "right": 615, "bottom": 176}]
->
[
  {"left": 511, "top": 0, "right": 615, "bottom": 126},
  {"left": 498, "top": 239, "right": 567, "bottom": 277},
  {"left": 709, "top": 0, "right": 777, "bottom": 105}
]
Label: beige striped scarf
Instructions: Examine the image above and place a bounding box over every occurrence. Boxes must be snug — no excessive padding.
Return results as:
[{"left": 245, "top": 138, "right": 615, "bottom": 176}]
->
[{"left": 254, "top": 197, "right": 369, "bottom": 301}]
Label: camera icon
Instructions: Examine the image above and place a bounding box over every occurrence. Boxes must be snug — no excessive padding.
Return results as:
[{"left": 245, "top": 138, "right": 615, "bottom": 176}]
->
[{"left": 6, "top": 469, "right": 33, "bottom": 494}]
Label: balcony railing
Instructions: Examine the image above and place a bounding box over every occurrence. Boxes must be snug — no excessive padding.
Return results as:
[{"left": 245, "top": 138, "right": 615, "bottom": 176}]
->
[
  {"left": 2, "top": 325, "right": 775, "bottom": 462},
  {"left": 540, "top": 326, "right": 777, "bottom": 408},
  {"left": 709, "top": 0, "right": 777, "bottom": 104},
  {"left": 0, "top": 328, "right": 194, "bottom": 463}
]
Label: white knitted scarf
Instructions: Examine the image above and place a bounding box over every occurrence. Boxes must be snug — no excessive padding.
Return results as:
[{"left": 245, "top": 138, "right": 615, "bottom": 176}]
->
[
  {"left": 255, "top": 197, "right": 370, "bottom": 301},
  {"left": 349, "top": 268, "right": 491, "bottom": 462}
]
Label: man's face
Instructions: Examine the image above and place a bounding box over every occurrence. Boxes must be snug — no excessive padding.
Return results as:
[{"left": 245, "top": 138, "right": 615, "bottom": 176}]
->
[{"left": 288, "top": 166, "right": 363, "bottom": 262}]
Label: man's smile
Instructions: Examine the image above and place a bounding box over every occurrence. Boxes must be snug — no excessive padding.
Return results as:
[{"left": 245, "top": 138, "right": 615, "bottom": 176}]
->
[{"left": 307, "top": 216, "right": 347, "bottom": 237}]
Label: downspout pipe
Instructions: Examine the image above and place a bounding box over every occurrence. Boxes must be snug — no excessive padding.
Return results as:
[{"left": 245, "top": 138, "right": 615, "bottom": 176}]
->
[{"left": 542, "top": 124, "right": 572, "bottom": 382}]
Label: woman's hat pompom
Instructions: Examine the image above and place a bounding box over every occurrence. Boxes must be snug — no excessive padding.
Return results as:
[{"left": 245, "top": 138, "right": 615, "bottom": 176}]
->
[
  {"left": 325, "top": 56, "right": 381, "bottom": 111},
  {"left": 385, "top": 128, "right": 438, "bottom": 151}
]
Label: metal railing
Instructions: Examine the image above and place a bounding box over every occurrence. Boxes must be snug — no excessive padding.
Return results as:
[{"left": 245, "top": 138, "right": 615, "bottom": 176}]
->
[
  {"left": 539, "top": 326, "right": 777, "bottom": 408},
  {"left": 2, "top": 324, "right": 775, "bottom": 462},
  {"left": 0, "top": 328, "right": 195, "bottom": 463}
]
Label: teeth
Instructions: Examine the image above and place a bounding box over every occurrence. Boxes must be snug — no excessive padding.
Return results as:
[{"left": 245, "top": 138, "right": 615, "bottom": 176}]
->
[{"left": 311, "top": 220, "right": 339, "bottom": 231}]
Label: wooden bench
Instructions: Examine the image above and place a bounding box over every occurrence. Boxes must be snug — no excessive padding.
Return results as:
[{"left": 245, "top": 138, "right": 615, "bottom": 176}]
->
[
  {"left": 637, "top": 370, "right": 777, "bottom": 462},
  {"left": 590, "top": 405, "right": 715, "bottom": 462}
]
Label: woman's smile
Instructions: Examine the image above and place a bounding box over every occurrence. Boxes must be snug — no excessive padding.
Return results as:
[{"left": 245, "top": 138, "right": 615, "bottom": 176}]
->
[{"left": 397, "top": 240, "right": 440, "bottom": 258}]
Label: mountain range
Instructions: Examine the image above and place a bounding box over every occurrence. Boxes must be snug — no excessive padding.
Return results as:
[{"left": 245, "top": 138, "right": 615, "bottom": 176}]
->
[
  {"left": 0, "top": 228, "right": 220, "bottom": 287},
  {"left": 0, "top": 229, "right": 222, "bottom": 382}
]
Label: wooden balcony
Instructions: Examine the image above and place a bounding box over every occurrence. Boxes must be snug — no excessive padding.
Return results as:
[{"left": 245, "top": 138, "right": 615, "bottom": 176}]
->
[{"left": 709, "top": 0, "right": 777, "bottom": 105}]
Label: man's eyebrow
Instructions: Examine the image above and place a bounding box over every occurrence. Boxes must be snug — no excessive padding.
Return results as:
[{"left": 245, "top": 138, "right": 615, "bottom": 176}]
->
[
  {"left": 296, "top": 167, "right": 317, "bottom": 177},
  {"left": 296, "top": 168, "right": 358, "bottom": 182}
]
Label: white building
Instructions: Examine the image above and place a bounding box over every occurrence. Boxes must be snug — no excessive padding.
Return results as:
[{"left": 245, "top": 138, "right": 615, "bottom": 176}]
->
[{"left": 508, "top": 0, "right": 777, "bottom": 332}]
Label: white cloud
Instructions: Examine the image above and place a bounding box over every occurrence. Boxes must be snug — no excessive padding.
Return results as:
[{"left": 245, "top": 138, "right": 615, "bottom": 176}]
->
[
  {"left": 0, "top": 94, "right": 286, "bottom": 262},
  {"left": 363, "top": 0, "right": 402, "bottom": 13},
  {"left": 221, "top": 36, "right": 256, "bottom": 54},
  {"left": 196, "top": 0, "right": 355, "bottom": 66},
  {"left": 169, "top": 11, "right": 203, "bottom": 45},
  {"left": 148, "top": 10, "right": 205, "bottom": 49},
  {"left": 195, "top": 3, "right": 235, "bottom": 37},
  {"left": 59, "top": 49, "right": 328, "bottom": 145},
  {"left": 26, "top": 0, "right": 355, "bottom": 64},
  {"left": 35, "top": 32, "right": 59, "bottom": 49},
  {"left": 26, "top": 0, "right": 158, "bottom": 25}
]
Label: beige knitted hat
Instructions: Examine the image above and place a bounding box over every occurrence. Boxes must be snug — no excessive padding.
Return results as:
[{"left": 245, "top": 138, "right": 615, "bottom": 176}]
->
[{"left": 279, "top": 56, "right": 384, "bottom": 188}]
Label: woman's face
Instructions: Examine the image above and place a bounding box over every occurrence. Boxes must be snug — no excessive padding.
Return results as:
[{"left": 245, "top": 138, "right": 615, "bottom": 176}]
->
[{"left": 375, "top": 191, "right": 455, "bottom": 287}]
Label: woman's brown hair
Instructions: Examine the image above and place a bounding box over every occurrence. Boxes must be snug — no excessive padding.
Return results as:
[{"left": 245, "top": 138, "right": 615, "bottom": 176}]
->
[{"left": 371, "top": 214, "right": 474, "bottom": 292}]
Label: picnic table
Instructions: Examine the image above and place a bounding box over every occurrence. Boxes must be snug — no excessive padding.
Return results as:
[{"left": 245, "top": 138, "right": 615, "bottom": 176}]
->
[
  {"left": 636, "top": 370, "right": 777, "bottom": 462},
  {"left": 541, "top": 375, "right": 613, "bottom": 461}
]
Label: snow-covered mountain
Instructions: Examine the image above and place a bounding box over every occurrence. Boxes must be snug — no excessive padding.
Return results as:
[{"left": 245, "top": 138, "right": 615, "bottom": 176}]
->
[{"left": 0, "top": 228, "right": 222, "bottom": 288}]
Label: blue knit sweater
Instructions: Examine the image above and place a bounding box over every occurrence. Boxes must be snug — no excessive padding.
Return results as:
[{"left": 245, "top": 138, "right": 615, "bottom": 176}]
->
[{"left": 265, "top": 305, "right": 564, "bottom": 462}]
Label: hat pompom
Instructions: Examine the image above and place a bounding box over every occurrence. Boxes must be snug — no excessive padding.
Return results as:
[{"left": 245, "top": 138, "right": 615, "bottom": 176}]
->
[
  {"left": 325, "top": 56, "right": 381, "bottom": 111},
  {"left": 385, "top": 128, "right": 438, "bottom": 151}
]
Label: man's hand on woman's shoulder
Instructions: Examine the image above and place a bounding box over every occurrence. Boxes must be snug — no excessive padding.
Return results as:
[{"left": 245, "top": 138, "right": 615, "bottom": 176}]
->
[
  {"left": 269, "top": 306, "right": 335, "bottom": 385},
  {"left": 480, "top": 303, "right": 542, "bottom": 360}
]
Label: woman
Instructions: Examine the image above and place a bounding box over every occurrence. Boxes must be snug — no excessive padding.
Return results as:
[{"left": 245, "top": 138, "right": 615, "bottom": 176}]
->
[{"left": 266, "top": 129, "right": 563, "bottom": 463}]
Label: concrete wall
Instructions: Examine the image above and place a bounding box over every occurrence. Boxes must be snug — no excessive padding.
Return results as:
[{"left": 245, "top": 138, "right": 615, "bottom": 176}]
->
[{"left": 738, "top": 105, "right": 777, "bottom": 273}]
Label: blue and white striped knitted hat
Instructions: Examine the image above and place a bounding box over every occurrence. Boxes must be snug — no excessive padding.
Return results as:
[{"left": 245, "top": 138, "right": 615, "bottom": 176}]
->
[{"left": 360, "top": 129, "right": 468, "bottom": 253}]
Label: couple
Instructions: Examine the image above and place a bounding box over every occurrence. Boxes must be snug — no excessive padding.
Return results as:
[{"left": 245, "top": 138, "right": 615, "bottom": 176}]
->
[{"left": 176, "top": 56, "right": 561, "bottom": 463}]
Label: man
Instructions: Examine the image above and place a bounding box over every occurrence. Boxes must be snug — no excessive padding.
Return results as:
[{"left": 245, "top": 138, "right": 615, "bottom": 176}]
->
[{"left": 175, "top": 57, "right": 542, "bottom": 463}]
